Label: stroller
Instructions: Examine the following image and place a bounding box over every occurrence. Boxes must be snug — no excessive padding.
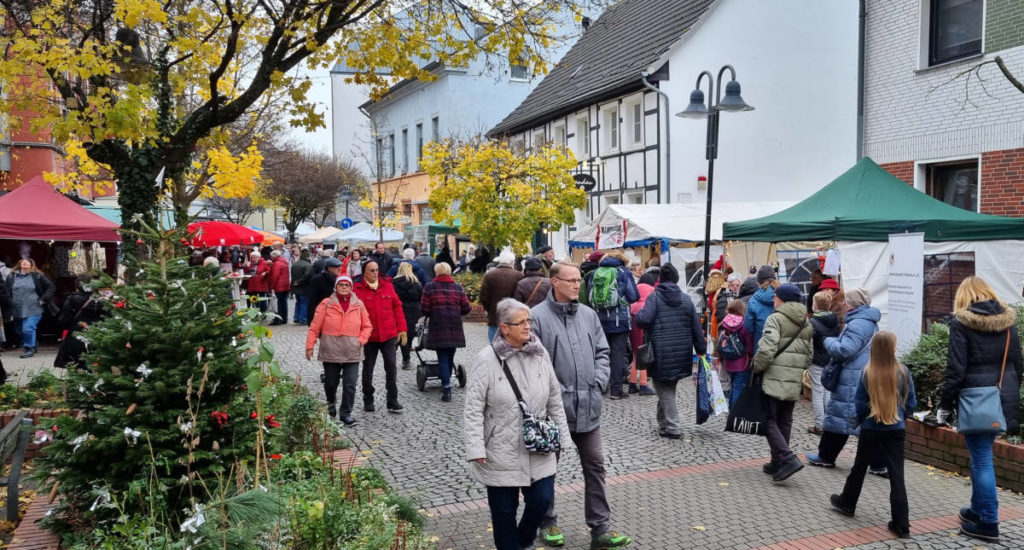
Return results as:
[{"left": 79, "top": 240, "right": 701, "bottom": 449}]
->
[{"left": 413, "top": 317, "right": 467, "bottom": 391}]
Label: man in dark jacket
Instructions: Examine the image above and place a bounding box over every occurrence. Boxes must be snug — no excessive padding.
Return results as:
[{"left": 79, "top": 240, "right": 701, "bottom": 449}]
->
[
  {"left": 635, "top": 263, "right": 706, "bottom": 438},
  {"left": 584, "top": 252, "right": 640, "bottom": 399},
  {"left": 415, "top": 249, "right": 436, "bottom": 284},
  {"left": 478, "top": 251, "right": 523, "bottom": 341},
  {"left": 290, "top": 250, "right": 313, "bottom": 324},
  {"left": 369, "top": 242, "right": 393, "bottom": 276},
  {"left": 306, "top": 258, "right": 341, "bottom": 325},
  {"left": 387, "top": 248, "right": 426, "bottom": 283},
  {"left": 531, "top": 262, "right": 632, "bottom": 550},
  {"left": 535, "top": 245, "right": 554, "bottom": 276}
]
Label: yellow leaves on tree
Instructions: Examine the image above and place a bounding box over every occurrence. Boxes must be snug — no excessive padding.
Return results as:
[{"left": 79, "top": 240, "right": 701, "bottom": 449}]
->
[
  {"left": 202, "top": 145, "right": 263, "bottom": 199},
  {"left": 422, "top": 139, "right": 583, "bottom": 254},
  {"left": 42, "top": 140, "right": 114, "bottom": 197}
]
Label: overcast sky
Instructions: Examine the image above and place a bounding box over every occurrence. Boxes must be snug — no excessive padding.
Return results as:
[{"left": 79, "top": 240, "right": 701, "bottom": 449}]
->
[{"left": 284, "top": 66, "right": 335, "bottom": 154}]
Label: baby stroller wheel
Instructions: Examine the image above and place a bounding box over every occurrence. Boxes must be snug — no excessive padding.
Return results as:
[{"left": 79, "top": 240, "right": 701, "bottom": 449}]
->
[
  {"left": 416, "top": 364, "right": 427, "bottom": 391},
  {"left": 456, "top": 364, "right": 467, "bottom": 388}
]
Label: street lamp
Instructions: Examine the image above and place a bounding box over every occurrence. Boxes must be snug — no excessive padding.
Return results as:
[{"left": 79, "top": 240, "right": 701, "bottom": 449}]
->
[
  {"left": 676, "top": 65, "right": 753, "bottom": 327},
  {"left": 339, "top": 188, "right": 355, "bottom": 219}
]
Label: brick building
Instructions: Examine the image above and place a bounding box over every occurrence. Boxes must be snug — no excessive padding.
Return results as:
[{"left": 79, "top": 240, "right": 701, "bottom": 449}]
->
[{"left": 863, "top": 0, "right": 1024, "bottom": 217}]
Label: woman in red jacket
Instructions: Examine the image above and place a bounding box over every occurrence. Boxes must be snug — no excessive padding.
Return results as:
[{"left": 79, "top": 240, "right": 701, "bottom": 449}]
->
[
  {"left": 268, "top": 250, "right": 291, "bottom": 325},
  {"left": 245, "top": 251, "right": 271, "bottom": 313},
  {"left": 306, "top": 275, "right": 373, "bottom": 425},
  {"left": 353, "top": 260, "right": 407, "bottom": 413}
]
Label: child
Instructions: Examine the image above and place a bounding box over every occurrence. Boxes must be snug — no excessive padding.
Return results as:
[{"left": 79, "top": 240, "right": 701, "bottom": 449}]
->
[
  {"left": 829, "top": 331, "right": 916, "bottom": 538},
  {"left": 808, "top": 291, "right": 841, "bottom": 435},
  {"left": 718, "top": 300, "right": 754, "bottom": 406},
  {"left": 628, "top": 282, "right": 657, "bottom": 395}
]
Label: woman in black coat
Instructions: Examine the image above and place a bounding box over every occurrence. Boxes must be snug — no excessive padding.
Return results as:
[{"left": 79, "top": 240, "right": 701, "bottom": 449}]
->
[
  {"left": 54, "top": 274, "right": 106, "bottom": 370},
  {"left": 938, "top": 276, "right": 1023, "bottom": 544},
  {"left": 392, "top": 262, "right": 423, "bottom": 370},
  {"left": 635, "top": 263, "right": 707, "bottom": 439}
]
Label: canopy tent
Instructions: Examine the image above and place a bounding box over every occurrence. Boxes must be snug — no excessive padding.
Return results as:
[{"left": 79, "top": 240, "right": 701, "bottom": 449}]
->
[
  {"left": 0, "top": 176, "right": 120, "bottom": 242},
  {"left": 297, "top": 226, "right": 344, "bottom": 244},
  {"left": 569, "top": 202, "right": 796, "bottom": 252},
  {"left": 335, "top": 227, "right": 405, "bottom": 246},
  {"left": 723, "top": 157, "right": 1024, "bottom": 242},
  {"left": 253, "top": 229, "right": 284, "bottom": 246},
  {"left": 187, "top": 221, "right": 264, "bottom": 247},
  {"left": 321, "top": 222, "right": 373, "bottom": 245}
]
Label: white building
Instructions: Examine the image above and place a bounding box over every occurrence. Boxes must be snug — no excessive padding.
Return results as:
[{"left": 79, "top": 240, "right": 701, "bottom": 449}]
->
[{"left": 489, "top": 0, "right": 861, "bottom": 257}]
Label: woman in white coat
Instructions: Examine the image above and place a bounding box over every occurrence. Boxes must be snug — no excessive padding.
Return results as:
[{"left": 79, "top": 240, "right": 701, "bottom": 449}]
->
[{"left": 464, "top": 298, "right": 571, "bottom": 550}]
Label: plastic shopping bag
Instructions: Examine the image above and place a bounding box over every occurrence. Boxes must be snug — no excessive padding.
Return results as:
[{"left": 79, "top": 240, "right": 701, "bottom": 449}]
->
[{"left": 704, "top": 357, "right": 729, "bottom": 417}]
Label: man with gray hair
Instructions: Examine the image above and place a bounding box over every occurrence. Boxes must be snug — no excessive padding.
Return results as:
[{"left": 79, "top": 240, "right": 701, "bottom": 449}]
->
[
  {"left": 387, "top": 247, "right": 426, "bottom": 283},
  {"left": 531, "top": 261, "right": 633, "bottom": 549},
  {"left": 479, "top": 250, "right": 523, "bottom": 342}
]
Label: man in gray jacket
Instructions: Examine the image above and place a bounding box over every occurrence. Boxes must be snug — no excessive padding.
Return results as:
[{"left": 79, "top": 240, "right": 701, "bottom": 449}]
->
[{"left": 531, "top": 262, "right": 632, "bottom": 549}]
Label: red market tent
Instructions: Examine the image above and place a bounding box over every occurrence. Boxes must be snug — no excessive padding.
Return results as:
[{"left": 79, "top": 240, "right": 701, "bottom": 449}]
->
[
  {"left": 0, "top": 176, "right": 121, "bottom": 242},
  {"left": 187, "top": 220, "right": 264, "bottom": 247}
]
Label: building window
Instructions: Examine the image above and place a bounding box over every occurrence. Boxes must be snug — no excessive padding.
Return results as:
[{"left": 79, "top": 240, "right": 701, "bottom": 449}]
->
[
  {"left": 602, "top": 105, "right": 619, "bottom": 153},
  {"left": 924, "top": 252, "right": 975, "bottom": 327},
  {"left": 388, "top": 133, "right": 396, "bottom": 178},
  {"left": 532, "top": 129, "right": 545, "bottom": 150},
  {"left": 375, "top": 137, "right": 384, "bottom": 177},
  {"left": 0, "top": 145, "right": 9, "bottom": 172},
  {"left": 401, "top": 128, "right": 408, "bottom": 174},
  {"left": 431, "top": 116, "right": 440, "bottom": 143},
  {"left": 929, "top": 0, "right": 983, "bottom": 65},
  {"left": 553, "top": 124, "right": 566, "bottom": 148},
  {"left": 416, "top": 123, "right": 424, "bottom": 166},
  {"left": 622, "top": 95, "right": 643, "bottom": 148},
  {"left": 576, "top": 116, "right": 590, "bottom": 158},
  {"left": 510, "top": 64, "right": 529, "bottom": 80},
  {"left": 925, "top": 160, "right": 978, "bottom": 212}
]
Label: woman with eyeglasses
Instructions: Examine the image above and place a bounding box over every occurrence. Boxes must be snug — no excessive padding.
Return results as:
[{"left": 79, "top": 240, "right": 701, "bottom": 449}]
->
[
  {"left": 464, "top": 297, "right": 571, "bottom": 550},
  {"left": 306, "top": 275, "right": 372, "bottom": 425},
  {"left": 420, "top": 262, "right": 471, "bottom": 402}
]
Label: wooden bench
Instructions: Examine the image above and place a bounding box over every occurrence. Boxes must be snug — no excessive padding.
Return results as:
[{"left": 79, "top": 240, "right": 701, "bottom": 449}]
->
[{"left": 0, "top": 410, "right": 33, "bottom": 522}]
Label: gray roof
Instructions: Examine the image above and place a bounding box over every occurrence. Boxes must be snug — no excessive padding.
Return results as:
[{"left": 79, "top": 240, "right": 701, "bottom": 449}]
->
[{"left": 488, "top": 0, "right": 716, "bottom": 137}]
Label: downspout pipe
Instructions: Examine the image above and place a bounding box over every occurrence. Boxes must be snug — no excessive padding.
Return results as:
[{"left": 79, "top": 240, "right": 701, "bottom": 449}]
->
[
  {"left": 856, "top": 0, "right": 865, "bottom": 160},
  {"left": 640, "top": 72, "right": 670, "bottom": 204}
]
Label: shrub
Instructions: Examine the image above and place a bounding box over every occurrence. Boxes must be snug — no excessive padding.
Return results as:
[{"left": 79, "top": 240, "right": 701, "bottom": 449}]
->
[
  {"left": 453, "top": 272, "right": 483, "bottom": 303},
  {"left": 0, "top": 383, "right": 38, "bottom": 409}
]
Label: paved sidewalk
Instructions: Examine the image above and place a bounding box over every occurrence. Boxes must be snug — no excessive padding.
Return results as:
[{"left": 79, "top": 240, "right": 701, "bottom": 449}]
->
[{"left": 272, "top": 320, "right": 1024, "bottom": 549}]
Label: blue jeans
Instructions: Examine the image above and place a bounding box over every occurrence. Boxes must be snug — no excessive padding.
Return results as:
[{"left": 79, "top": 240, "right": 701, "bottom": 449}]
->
[
  {"left": 20, "top": 315, "right": 42, "bottom": 348},
  {"left": 436, "top": 348, "right": 456, "bottom": 388},
  {"left": 488, "top": 325, "right": 499, "bottom": 343},
  {"left": 964, "top": 432, "right": 999, "bottom": 524},
  {"left": 728, "top": 369, "right": 750, "bottom": 407},
  {"left": 293, "top": 294, "right": 308, "bottom": 323},
  {"left": 487, "top": 475, "right": 555, "bottom": 550}
]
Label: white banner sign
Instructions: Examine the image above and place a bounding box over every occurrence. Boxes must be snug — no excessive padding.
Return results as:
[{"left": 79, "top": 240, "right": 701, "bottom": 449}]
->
[
  {"left": 596, "top": 220, "right": 627, "bottom": 249},
  {"left": 888, "top": 233, "right": 925, "bottom": 355}
]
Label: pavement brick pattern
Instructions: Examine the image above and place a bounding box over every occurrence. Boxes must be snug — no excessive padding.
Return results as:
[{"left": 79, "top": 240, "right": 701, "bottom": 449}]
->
[{"left": 269, "top": 320, "right": 1024, "bottom": 549}]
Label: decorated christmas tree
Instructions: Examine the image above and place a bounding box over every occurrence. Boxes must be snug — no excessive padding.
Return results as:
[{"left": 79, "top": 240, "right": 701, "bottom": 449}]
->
[{"left": 35, "top": 220, "right": 268, "bottom": 531}]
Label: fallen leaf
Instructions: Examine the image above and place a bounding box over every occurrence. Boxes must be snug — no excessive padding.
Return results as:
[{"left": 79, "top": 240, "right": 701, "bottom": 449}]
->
[
  {"left": 718, "top": 482, "right": 730, "bottom": 487},
  {"left": 692, "top": 525, "right": 706, "bottom": 532}
]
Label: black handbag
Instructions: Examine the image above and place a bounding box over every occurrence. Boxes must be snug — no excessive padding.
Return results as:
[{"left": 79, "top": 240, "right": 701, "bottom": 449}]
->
[
  {"left": 500, "top": 356, "right": 561, "bottom": 454},
  {"left": 635, "top": 331, "right": 655, "bottom": 371},
  {"left": 725, "top": 375, "right": 769, "bottom": 435}
]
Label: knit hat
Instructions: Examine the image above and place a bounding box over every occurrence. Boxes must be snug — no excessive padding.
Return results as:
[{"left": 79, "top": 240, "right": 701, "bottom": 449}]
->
[
  {"left": 524, "top": 257, "right": 543, "bottom": 272},
  {"left": 535, "top": 246, "right": 553, "bottom": 255},
  {"left": 819, "top": 278, "right": 840, "bottom": 291},
  {"left": 587, "top": 251, "right": 605, "bottom": 263},
  {"left": 774, "top": 283, "right": 802, "bottom": 303},
  {"left": 335, "top": 275, "right": 353, "bottom": 286},
  {"left": 756, "top": 264, "right": 776, "bottom": 283},
  {"left": 660, "top": 263, "right": 679, "bottom": 284},
  {"left": 845, "top": 287, "right": 871, "bottom": 308}
]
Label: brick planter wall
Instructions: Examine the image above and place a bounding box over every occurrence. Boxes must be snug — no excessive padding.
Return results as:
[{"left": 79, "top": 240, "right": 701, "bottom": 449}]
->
[
  {"left": 464, "top": 303, "right": 487, "bottom": 324},
  {"left": 1, "top": 409, "right": 74, "bottom": 461},
  {"left": 905, "top": 419, "right": 1024, "bottom": 493}
]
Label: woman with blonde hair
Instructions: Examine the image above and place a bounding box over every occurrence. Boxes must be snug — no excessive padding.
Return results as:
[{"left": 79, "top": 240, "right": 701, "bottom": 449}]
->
[
  {"left": 937, "top": 276, "right": 1022, "bottom": 543},
  {"left": 4, "top": 258, "right": 56, "bottom": 358},
  {"left": 828, "top": 331, "right": 916, "bottom": 538},
  {"left": 392, "top": 261, "right": 423, "bottom": 370}
]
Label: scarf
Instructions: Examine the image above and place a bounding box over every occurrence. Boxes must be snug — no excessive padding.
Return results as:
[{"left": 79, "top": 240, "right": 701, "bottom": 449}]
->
[
  {"left": 364, "top": 278, "right": 379, "bottom": 290},
  {"left": 334, "top": 292, "right": 352, "bottom": 312},
  {"left": 490, "top": 332, "right": 546, "bottom": 361}
]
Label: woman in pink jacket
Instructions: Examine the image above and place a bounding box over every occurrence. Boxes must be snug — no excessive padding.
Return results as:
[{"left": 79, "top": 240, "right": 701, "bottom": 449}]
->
[
  {"left": 306, "top": 275, "right": 373, "bottom": 425},
  {"left": 628, "top": 283, "right": 657, "bottom": 395}
]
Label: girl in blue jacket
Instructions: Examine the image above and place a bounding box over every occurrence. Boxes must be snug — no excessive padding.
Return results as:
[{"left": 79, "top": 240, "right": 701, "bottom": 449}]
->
[{"left": 828, "top": 331, "right": 916, "bottom": 539}]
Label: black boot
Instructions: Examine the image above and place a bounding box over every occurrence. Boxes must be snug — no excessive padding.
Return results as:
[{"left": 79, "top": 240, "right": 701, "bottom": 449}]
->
[
  {"left": 441, "top": 387, "right": 451, "bottom": 402},
  {"left": 327, "top": 403, "right": 337, "bottom": 418},
  {"left": 19, "top": 347, "right": 36, "bottom": 359}
]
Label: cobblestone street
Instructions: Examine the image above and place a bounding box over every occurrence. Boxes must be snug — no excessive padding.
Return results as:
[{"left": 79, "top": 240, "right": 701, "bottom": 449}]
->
[{"left": 272, "top": 320, "right": 1024, "bottom": 549}]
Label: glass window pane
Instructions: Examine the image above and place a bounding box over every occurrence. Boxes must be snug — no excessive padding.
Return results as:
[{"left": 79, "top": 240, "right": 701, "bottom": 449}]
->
[{"left": 930, "top": 0, "right": 982, "bottom": 64}]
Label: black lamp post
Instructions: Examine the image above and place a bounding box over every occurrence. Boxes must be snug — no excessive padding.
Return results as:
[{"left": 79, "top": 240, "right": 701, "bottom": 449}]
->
[
  {"left": 339, "top": 188, "right": 354, "bottom": 219},
  {"left": 676, "top": 65, "right": 753, "bottom": 328}
]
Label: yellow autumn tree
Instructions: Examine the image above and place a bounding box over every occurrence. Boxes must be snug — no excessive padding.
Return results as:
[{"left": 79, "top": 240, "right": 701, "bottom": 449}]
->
[
  {"left": 0, "top": 0, "right": 593, "bottom": 239},
  {"left": 422, "top": 139, "right": 584, "bottom": 254}
]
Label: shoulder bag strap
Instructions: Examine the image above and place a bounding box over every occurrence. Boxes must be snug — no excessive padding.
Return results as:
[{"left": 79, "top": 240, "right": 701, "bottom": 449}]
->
[
  {"left": 72, "top": 298, "right": 93, "bottom": 323},
  {"left": 997, "top": 329, "right": 1011, "bottom": 389},
  {"left": 525, "top": 278, "right": 544, "bottom": 305},
  {"left": 773, "top": 320, "right": 809, "bottom": 360}
]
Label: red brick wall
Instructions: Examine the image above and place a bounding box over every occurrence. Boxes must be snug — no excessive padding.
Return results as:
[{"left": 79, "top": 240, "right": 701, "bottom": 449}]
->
[
  {"left": 980, "top": 148, "right": 1024, "bottom": 217},
  {"left": 880, "top": 161, "right": 914, "bottom": 185},
  {"left": 906, "top": 420, "right": 1024, "bottom": 493}
]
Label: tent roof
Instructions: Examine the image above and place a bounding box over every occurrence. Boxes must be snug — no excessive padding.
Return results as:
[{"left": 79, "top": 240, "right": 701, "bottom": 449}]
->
[
  {"left": 569, "top": 201, "right": 796, "bottom": 247},
  {"left": 297, "top": 226, "right": 344, "bottom": 244},
  {"left": 341, "top": 227, "right": 405, "bottom": 245},
  {"left": 322, "top": 222, "right": 372, "bottom": 244},
  {"left": 723, "top": 158, "right": 1024, "bottom": 242},
  {"left": 0, "top": 177, "right": 121, "bottom": 242}
]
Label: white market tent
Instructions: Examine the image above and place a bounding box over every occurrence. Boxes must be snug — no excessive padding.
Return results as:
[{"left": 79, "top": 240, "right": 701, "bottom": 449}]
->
[
  {"left": 321, "top": 222, "right": 372, "bottom": 245},
  {"left": 335, "top": 227, "right": 405, "bottom": 246},
  {"left": 297, "top": 226, "right": 344, "bottom": 244},
  {"left": 569, "top": 202, "right": 796, "bottom": 253}
]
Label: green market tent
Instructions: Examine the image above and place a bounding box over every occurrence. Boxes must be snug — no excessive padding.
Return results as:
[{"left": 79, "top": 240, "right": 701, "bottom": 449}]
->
[{"left": 723, "top": 157, "right": 1024, "bottom": 242}]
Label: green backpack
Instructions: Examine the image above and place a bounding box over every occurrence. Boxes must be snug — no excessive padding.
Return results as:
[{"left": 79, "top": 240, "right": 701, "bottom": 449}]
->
[{"left": 588, "top": 266, "right": 621, "bottom": 310}]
